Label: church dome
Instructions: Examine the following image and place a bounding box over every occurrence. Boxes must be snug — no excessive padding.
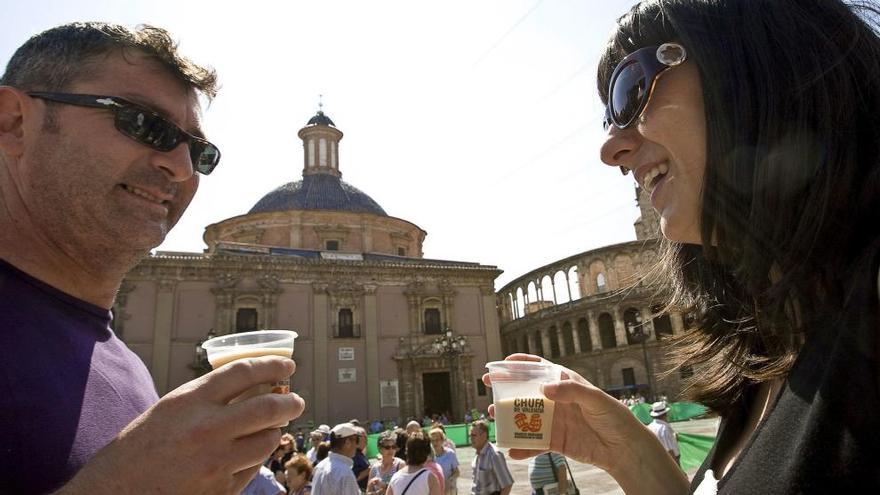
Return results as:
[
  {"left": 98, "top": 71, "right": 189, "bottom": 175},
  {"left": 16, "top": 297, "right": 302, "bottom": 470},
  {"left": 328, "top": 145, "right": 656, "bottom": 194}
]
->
[{"left": 248, "top": 174, "right": 387, "bottom": 216}]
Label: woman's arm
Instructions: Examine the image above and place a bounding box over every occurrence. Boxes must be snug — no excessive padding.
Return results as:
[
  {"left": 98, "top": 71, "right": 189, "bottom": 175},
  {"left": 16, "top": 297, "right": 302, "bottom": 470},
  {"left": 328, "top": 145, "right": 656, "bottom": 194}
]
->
[{"left": 427, "top": 472, "right": 441, "bottom": 495}]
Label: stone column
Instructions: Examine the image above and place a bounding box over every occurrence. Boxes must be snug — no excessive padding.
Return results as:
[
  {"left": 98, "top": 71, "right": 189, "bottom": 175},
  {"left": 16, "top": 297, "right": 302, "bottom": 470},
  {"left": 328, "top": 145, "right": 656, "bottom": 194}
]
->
[
  {"left": 364, "top": 285, "right": 381, "bottom": 421},
  {"left": 671, "top": 312, "right": 685, "bottom": 334},
  {"left": 312, "top": 283, "right": 329, "bottom": 422},
  {"left": 612, "top": 307, "right": 628, "bottom": 347},
  {"left": 481, "top": 286, "right": 503, "bottom": 361},
  {"left": 551, "top": 280, "right": 558, "bottom": 305},
  {"left": 565, "top": 272, "right": 573, "bottom": 302},
  {"left": 588, "top": 310, "right": 602, "bottom": 350},
  {"left": 641, "top": 306, "right": 655, "bottom": 341},
  {"left": 151, "top": 279, "right": 176, "bottom": 396},
  {"left": 540, "top": 328, "right": 552, "bottom": 358},
  {"left": 556, "top": 325, "right": 567, "bottom": 357},
  {"left": 571, "top": 320, "right": 582, "bottom": 354}
]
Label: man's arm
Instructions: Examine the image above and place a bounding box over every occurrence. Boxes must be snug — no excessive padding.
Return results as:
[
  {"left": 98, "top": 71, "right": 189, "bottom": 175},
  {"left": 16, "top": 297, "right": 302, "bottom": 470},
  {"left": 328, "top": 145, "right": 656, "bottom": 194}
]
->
[{"left": 55, "top": 357, "right": 304, "bottom": 495}]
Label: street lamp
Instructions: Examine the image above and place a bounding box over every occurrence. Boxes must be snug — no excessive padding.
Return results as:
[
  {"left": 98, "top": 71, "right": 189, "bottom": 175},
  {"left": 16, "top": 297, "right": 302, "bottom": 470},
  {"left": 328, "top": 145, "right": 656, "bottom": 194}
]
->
[
  {"left": 626, "top": 313, "right": 656, "bottom": 402},
  {"left": 190, "top": 328, "right": 216, "bottom": 376},
  {"left": 431, "top": 328, "right": 469, "bottom": 422}
]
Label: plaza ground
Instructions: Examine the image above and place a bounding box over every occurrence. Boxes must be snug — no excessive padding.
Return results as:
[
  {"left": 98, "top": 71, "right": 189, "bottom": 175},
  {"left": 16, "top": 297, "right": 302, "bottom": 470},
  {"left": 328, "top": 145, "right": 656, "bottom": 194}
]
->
[{"left": 452, "top": 417, "right": 720, "bottom": 495}]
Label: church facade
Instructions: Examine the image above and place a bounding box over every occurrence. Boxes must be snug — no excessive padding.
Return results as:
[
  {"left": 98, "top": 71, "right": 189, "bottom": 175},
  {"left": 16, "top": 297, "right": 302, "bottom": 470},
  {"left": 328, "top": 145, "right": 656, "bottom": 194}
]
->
[{"left": 115, "top": 110, "right": 503, "bottom": 426}]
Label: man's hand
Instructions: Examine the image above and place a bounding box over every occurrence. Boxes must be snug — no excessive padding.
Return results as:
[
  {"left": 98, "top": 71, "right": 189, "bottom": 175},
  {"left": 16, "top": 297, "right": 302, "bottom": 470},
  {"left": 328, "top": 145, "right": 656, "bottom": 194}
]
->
[{"left": 58, "top": 356, "right": 305, "bottom": 495}]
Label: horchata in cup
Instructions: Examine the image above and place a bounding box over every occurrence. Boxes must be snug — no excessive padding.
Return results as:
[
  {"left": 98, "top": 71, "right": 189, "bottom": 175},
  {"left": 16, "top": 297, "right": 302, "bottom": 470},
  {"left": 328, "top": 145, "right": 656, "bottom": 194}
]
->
[
  {"left": 201, "top": 330, "right": 298, "bottom": 405},
  {"left": 486, "top": 360, "right": 561, "bottom": 449}
]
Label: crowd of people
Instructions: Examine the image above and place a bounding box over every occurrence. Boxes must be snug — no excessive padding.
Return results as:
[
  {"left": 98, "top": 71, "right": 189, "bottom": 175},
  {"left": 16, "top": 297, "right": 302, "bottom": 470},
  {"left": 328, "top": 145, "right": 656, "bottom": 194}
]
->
[{"left": 244, "top": 417, "right": 584, "bottom": 495}]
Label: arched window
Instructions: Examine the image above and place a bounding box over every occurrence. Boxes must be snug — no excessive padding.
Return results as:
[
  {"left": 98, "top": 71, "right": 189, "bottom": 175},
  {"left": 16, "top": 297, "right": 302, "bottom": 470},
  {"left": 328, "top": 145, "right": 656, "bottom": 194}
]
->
[
  {"left": 597, "top": 273, "right": 607, "bottom": 293},
  {"left": 652, "top": 305, "right": 674, "bottom": 340},
  {"left": 236, "top": 308, "right": 258, "bottom": 333},
  {"left": 599, "top": 313, "right": 617, "bottom": 348},
  {"left": 549, "top": 326, "right": 560, "bottom": 358},
  {"left": 336, "top": 308, "right": 358, "bottom": 338},
  {"left": 562, "top": 322, "right": 575, "bottom": 355},
  {"left": 577, "top": 318, "right": 592, "bottom": 352},
  {"left": 424, "top": 308, "right": 442, "bottom": 334},
  {"left": 624, "top": 308, "right": 644, "bottom": 345}
]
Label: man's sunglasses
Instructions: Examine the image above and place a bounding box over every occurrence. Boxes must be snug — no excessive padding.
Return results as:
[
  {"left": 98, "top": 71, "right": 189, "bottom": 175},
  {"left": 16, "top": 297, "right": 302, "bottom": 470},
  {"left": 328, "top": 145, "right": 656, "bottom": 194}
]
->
[{"left": 27, "top": 92, "right": 221, "bottom": 175}]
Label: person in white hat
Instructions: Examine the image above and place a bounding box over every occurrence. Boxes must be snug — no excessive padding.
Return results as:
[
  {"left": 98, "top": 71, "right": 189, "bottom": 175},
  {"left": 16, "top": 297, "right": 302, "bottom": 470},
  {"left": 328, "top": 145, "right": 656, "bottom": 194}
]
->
[
  {"left": 647, "top": 401, "right": 680, "bottom": 467},
  {"left": 311, "top": 423, "right": 361, "bottom": 495}
]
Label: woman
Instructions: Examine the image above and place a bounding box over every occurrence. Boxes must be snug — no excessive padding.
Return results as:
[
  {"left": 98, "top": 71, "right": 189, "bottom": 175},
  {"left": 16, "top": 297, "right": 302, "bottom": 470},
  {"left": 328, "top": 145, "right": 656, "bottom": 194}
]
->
[
  {"left": 367, "top": 431, "right": 407, "bottom": 495},
  {"left": 284, "top": 454, "right": 313, "bottom": 495},
  {"left": 488, "top": 1, "right": 880, "bottom": 493},
  {"left": 386, "top": 432, "right": 441, "bottom": 495},
  {"left": 428, "top": 428, "right": 459, "bottom": 495}
]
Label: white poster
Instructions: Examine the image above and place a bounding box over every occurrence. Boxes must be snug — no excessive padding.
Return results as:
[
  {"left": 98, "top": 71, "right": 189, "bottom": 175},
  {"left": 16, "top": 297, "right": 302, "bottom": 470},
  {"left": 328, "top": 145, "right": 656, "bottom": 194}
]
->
[
  {"left": 338, "top": 347, "right": 355, "bottom": 361},
  {"left": 338, "top": 368, "right": 357, "bottom": 383},
  {"left": 380, "top": 380, "right": 399, "bottom": 408}
]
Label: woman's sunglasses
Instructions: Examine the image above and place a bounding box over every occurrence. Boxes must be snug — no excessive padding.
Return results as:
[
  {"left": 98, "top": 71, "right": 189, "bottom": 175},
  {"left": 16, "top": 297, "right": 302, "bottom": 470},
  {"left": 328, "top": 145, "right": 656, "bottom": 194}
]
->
[
  {"left": 379, "top": 444, "right": 396, "bottom": 450},
  {"left": 603, "top": 42, "right": 687, "bottom": 132},
  {"left": 27, "top": 92, "right": 221, "bottom": 175}
]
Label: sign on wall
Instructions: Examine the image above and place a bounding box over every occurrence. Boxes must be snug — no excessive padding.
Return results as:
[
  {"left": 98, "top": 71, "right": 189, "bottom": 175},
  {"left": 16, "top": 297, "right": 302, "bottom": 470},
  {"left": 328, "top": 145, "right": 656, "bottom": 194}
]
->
[
  {"left": 338, "top": 368, "right": 357, "bottom": 383},
  {"left": 338, "top": 347, "right": 355, "bottom": 361},
  {"left": 380, "top": 380, "right": 399, "bottom": 408}
]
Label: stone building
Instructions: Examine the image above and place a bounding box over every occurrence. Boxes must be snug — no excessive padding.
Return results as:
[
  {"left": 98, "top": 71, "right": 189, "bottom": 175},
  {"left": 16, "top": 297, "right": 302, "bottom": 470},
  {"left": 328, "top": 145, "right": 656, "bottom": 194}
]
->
[
  {"left": 496, "top": 187, "right": 692, "bottom": 400},
  {"left": 114, "top": 110, "right": 503, "bottom": 426}
]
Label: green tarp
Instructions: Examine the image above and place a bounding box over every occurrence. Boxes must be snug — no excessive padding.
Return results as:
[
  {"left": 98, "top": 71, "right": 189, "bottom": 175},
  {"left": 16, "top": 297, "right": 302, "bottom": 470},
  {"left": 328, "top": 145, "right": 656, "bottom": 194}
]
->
[
  {"left": 678, "top": 433, "right": 715, "bottom": 471},
  {"left": 629, "top": 401, "right": 709, "bottom": 425}
]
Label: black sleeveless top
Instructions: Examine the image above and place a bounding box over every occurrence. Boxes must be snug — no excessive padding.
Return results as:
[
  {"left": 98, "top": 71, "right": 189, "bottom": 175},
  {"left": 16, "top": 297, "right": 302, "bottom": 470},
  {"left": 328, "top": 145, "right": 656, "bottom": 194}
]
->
[{"left": 689, "top": 248, "right": 880, "bottom": 493}]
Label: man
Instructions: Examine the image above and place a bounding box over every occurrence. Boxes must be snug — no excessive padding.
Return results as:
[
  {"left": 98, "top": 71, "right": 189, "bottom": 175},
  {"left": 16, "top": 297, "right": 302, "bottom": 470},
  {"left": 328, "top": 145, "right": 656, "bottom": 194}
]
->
[
  {"left": 242, "top": 466, "right": 286, "bottom": 495},
  {"left": 306, "top": 429, "right": 326, "bottom": 464},
  {"left": 469, "top": 420, "right": 513, "bottom": 495},
  {"left": 352, "top": 426, "right": 371, "bottom": 492},
  {"left": 0, "top": 23, "right": 304, "bottom": 494},
  {"left": 311, "top": 423, "right": 361, "bottom": 495},
  {"left": 647, "top": 401, "right": 681, "bottom": 466}
]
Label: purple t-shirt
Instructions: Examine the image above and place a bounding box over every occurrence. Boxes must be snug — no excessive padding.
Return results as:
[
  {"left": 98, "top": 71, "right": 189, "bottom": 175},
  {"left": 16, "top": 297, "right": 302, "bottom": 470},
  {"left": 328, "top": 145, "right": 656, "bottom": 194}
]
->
[{"left": 0, "top": 260, "right": 159, "bottom": 494}]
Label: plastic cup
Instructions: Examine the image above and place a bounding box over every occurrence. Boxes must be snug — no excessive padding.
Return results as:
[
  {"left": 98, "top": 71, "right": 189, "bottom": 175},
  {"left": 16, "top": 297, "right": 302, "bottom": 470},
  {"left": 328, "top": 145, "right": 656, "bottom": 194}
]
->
[
  {"left": 201, "top": 330, "right": 298, "bottom": 404},
  {"left": 486, "top": 360, "right": 561, "bottom": 449}
]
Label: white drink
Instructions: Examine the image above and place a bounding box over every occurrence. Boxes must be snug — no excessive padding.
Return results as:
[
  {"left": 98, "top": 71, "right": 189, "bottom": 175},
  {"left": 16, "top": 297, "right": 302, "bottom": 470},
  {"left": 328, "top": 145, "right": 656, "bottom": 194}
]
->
[
  {"left": 208, "top": 346, "right": 294, "bottom": 402},
  {"left": 494, "top": 396, "right": 555, "bottom": 449}
]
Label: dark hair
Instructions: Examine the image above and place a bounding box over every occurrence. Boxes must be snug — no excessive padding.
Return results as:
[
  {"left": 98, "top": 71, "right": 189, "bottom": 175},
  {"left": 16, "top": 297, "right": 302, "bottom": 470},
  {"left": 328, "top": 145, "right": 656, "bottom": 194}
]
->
[
  {"left": 598, "top": 0, "right": 880, "bottom": 414},
  {"left": 405, "top": 432, "right": 431, "bottom": 465},
  {"left": 1, "top": 22, "right": 217, "bottom": 99},
  {"left": 316, "top": 441, "right": 331, "bottom": 462}
]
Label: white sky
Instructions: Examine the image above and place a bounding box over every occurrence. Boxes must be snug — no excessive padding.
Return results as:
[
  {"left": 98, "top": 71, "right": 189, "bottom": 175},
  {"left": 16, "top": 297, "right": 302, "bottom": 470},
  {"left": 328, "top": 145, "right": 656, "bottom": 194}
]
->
[{"left": 1, "top": 0, "right": 642, "bottom": 290}]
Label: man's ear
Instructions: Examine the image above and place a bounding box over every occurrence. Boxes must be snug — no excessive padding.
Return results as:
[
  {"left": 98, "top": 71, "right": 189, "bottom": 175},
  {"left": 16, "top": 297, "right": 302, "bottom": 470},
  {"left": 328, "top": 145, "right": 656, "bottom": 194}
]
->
[{"left": 0, "top": 87, "right": 30, "bottom": 158}]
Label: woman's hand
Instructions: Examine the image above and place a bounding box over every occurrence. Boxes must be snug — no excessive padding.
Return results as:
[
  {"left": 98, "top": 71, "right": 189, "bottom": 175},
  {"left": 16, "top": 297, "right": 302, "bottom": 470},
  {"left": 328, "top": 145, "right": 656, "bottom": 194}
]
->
[{"left": 484, "top": 354, "right": 687, "bottom": 493}]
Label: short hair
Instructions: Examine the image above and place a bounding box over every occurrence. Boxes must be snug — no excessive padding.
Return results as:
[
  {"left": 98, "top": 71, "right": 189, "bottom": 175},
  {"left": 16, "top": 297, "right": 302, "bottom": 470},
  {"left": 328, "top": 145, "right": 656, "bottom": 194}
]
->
[
  {"left": 428, "top": 428, "right": 446, "bottom": 441},
  {"left": 471, "top": 420, "right": 489, "bottom": 435},
  {"left": 284, "top": 454, "right": 313, "bottom": 479},
  {"left": 378, "top": 430, "right": 398, "bottom": 445},
  {"left": 1, "top": 22, "right": 217, "bottom": 99},
  {"left": 405, "top": 432, "right": 431, "bottom": 465}
]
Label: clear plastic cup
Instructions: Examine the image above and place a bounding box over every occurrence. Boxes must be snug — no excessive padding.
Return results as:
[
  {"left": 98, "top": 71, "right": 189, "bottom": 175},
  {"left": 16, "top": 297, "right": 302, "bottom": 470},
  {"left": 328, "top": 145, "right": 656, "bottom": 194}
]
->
[
  {"left": 486, "top": 360, "right": 561, "bottom": 449},
  {"left": 202, "top": 330, "right": 298, "bottom": 403}
]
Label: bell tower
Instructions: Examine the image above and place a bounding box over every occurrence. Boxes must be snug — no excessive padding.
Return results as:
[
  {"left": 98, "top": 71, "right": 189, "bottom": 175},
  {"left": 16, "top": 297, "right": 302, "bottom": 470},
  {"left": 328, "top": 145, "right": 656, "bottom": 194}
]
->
[
  {"left": 633, "top": 186, "right": 661, "bottom": 240},
  {"left": 297, "top": 97, "right": 344, "bottom": 178}
]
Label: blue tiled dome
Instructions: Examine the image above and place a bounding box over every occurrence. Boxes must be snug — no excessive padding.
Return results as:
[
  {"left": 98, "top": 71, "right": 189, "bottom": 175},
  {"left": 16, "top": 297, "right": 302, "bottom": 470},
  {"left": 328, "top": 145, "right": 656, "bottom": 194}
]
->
[{"left": 249, "top": 174, "right": 387, "bottom": 216}]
